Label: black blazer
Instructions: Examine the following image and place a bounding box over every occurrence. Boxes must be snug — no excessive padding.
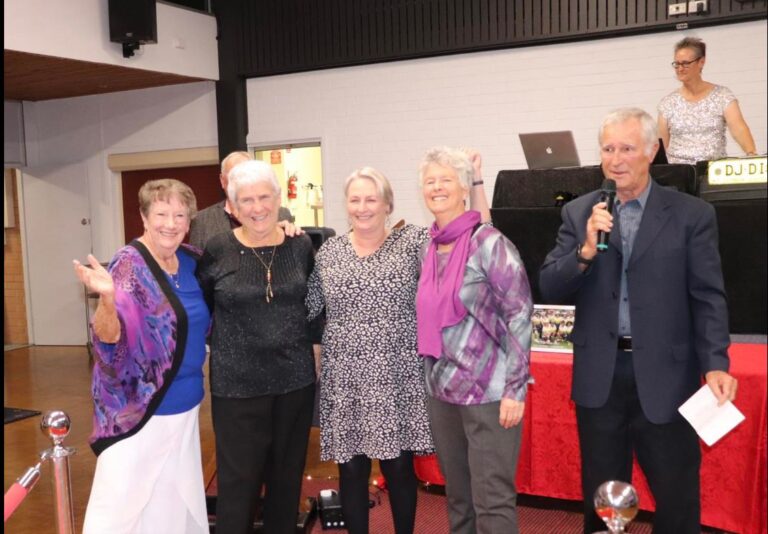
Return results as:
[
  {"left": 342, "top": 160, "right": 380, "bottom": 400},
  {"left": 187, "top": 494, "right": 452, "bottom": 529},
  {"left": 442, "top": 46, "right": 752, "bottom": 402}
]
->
[{"left": 539, "top": 181, "right": 730, "bottom": 424}]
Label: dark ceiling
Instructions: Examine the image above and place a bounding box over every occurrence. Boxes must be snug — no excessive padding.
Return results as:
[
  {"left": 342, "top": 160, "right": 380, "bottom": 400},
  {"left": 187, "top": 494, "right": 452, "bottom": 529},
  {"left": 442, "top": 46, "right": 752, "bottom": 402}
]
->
[{"left": 4, "top": 50, "right": 211, "bottom": 102}]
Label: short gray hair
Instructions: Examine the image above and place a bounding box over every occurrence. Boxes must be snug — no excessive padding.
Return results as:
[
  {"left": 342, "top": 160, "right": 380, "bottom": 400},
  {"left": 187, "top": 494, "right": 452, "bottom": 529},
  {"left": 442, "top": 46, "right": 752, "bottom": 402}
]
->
[
  {"left": 598, "top": 108, "right": 658, "bottom": 157},
  {"left": 220, "top": 151, "right": 253, "bottom": 176},
  {"left": 227, "top": 160, "right": 281, "bottom": 206},
  {"left": 344, "top": 167, "right": 394, "bottom": 214},
  {"left": 418, "top": 146, "right": 472, "bottom": 189}
]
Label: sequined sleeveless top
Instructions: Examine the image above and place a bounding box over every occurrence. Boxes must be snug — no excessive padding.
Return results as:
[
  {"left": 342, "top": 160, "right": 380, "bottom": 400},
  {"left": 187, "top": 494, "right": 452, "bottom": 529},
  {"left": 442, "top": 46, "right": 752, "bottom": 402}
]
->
[{"left": 658, "top": 85, "right": 736, "bottom": 164}]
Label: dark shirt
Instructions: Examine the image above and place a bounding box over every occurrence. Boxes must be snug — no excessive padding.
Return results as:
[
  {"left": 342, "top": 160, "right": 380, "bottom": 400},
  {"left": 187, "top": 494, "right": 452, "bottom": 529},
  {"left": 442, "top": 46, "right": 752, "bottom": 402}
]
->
[
  {"left": 197, "top": 231, "right": 320, "bottom": 398},
  {"left": 190, "top": 200, "right": 295, "bottom": 251}
]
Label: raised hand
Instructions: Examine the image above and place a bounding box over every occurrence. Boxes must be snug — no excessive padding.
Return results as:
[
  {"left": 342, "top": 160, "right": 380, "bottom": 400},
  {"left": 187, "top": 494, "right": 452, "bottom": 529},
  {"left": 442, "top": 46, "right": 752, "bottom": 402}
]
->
[
  {"left": 73, "top": 254, "right": 114, "bottom": 299},
  {"left": 460, "top": 147, "right": 483, "bottom": 186}
]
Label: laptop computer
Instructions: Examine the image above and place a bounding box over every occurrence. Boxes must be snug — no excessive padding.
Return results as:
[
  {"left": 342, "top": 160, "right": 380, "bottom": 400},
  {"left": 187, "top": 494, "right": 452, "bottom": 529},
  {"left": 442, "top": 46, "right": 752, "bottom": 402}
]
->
[{"left": 519, "top": 131, "right": 581, "bottom": 169}]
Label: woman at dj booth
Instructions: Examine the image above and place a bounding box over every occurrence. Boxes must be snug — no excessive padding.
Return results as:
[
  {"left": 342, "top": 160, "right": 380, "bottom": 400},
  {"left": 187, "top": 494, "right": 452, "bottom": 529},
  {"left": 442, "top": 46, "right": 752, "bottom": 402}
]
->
[{"left": 657, "top": 36, "right": 758, "bottom": 164}]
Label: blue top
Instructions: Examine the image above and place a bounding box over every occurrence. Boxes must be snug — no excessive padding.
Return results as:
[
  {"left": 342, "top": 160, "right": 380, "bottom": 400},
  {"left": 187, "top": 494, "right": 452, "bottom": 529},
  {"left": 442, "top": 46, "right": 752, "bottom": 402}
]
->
[
  {"left": 616, "top": 181, "right": 652, "bottom": 337},
  {"left": 155, "top": 250, "right": 210, "bottom": 415}
]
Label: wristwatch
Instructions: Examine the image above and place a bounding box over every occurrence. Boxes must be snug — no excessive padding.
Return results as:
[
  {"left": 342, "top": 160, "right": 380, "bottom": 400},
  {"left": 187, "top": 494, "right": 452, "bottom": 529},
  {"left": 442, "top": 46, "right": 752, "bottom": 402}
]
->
[{"left": 576, "top": 243, "right": 594, "bottom": 266}]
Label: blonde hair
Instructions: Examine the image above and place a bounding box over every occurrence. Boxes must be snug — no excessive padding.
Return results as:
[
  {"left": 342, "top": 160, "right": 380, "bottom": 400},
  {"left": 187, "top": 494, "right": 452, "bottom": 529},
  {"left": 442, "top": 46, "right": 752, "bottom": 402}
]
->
[
  {"left": 344, "top": 167, "right": 394, "bottom": 214},
  {"left": 138, "top": 179, "right": 197, "bottom": 219}
]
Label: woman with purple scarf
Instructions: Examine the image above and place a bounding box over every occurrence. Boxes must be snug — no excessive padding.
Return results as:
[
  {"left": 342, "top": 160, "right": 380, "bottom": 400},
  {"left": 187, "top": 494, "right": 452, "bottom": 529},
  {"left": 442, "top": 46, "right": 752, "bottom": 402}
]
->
[{"left": 416, "top": 147, "right": 533, "bottom": 534}]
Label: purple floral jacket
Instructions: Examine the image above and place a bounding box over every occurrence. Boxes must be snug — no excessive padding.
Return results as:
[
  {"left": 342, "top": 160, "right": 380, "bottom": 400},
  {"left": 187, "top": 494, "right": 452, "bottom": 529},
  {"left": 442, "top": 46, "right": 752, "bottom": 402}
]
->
[{"left": 89, "top": 241, "right": 201, "bottom": 455}]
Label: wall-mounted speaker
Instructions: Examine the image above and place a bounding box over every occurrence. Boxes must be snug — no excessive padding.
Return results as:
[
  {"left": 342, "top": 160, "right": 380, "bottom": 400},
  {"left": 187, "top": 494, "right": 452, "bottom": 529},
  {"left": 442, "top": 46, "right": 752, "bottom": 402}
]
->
[{"left": 108, "top": 0, "right": 157, "bottom": 45}]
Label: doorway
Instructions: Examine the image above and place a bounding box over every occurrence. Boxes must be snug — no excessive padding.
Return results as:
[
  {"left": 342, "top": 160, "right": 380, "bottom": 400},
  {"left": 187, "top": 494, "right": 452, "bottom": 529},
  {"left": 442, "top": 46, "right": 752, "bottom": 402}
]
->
[{"left": 253, "top": 144, "right": 324, "bottom": 227}]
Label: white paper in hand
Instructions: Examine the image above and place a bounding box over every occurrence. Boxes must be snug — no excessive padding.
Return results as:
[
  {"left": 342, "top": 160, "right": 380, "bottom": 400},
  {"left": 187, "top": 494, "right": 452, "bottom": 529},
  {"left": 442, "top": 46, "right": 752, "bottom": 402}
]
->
[{"left": 678, "top": 385, "right": 745, "bottom": 446}]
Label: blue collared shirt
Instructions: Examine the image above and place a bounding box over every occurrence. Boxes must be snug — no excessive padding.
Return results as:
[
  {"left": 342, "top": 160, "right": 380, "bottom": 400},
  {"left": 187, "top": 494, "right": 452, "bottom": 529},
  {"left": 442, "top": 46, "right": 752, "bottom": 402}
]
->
[{"left": 616, "top": 180, "right": 652, "bottom": 336}]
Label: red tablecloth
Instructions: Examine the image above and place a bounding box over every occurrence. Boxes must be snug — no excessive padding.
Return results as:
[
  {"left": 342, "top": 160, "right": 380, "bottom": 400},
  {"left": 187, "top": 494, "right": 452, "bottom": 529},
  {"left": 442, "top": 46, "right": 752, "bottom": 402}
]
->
[{"left": 415, "top": 343, "right": 767, "bottom": 533}]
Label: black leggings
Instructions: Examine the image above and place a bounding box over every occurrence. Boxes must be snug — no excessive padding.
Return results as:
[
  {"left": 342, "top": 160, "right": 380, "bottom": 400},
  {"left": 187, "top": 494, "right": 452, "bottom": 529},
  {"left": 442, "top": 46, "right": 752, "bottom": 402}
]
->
[{"left": 338, "top": 451, "right": 417, "bottom": 534}]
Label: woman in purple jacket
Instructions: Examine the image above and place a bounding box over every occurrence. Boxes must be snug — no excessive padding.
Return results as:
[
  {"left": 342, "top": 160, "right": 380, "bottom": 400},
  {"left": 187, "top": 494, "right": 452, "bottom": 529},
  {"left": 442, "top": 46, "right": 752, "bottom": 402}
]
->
[
  {"left": 73, "top": 179, "right": 210, "bottom": 534},
  {"left": 416, "top": 147, "right": 533, "bottom": 534}
]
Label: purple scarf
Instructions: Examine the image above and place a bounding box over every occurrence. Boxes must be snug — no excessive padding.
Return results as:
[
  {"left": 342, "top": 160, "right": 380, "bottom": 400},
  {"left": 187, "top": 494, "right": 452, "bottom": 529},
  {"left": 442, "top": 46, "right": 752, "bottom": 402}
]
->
[{"left": 416, "top": 210, "right": 481, "bottom": 358}]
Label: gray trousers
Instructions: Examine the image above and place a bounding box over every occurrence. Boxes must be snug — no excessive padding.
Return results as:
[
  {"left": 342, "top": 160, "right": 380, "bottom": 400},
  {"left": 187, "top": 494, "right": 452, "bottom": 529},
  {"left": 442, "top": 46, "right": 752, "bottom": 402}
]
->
[{"left": 427, "top": 396, "right": 523, "bottom": 534}]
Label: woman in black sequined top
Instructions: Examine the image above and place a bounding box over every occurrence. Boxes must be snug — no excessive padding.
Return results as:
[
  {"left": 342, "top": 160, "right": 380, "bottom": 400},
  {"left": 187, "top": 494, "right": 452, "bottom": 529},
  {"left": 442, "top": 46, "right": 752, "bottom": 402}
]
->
[{"left": 197, "top": 159, "right": 322, "bottom": 534}]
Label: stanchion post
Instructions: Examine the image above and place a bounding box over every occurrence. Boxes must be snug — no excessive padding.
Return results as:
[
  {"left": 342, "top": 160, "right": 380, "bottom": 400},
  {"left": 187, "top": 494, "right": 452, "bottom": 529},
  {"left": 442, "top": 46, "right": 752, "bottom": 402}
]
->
[{"left": 40, "top": 411, "right": 77, "bottom": 534}]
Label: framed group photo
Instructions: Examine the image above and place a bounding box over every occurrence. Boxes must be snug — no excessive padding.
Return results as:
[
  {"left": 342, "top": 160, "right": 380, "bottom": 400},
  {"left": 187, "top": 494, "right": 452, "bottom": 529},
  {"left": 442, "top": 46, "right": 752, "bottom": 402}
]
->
[{"left": 532, "top": 304, "right": 575, "bottom": 353}]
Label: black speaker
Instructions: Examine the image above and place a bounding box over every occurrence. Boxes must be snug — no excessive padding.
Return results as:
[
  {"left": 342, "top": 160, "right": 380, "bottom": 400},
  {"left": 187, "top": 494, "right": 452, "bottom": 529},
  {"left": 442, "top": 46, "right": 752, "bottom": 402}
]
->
[
  {"left": 651, "top": 164, "right": 698, "bottom": 195},
  {"left": 714, "top": 200, "right": 767, "bottom": 334},
  {"left": 318, "top": 489, "right": 345, "bottom": 530},
  {"left": 303, "top": 227, "right": 337, "bottom": 252},
  {"left": 491, "top": 207, "right": 563, "bottom": 304},
  {"left": 493, "top": 168, "right": 602, "bottom": 208},
  {"left": 108, "top": 0, "right": 157, "bottom": 44},
  {"left": 492, "top": 164, "right": 699, "bottom": 209}
]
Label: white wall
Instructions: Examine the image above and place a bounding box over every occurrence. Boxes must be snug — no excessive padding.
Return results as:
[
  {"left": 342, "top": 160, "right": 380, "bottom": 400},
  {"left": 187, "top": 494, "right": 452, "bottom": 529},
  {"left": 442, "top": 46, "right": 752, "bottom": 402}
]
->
[
  {"left": 246, "top": 21, "right": 768, "bottom": 231},
  {"left": 20, "top": 82, "right": 217, "bottom": 344},
  {"left": 4, "top": 101, "right": 26, "bottom": 166},
  {"left": 4, "top": 0, "right": 218, "bottom": 80},
  {"left": 23, "top": 81, "right": 218, "bottom": 257}
]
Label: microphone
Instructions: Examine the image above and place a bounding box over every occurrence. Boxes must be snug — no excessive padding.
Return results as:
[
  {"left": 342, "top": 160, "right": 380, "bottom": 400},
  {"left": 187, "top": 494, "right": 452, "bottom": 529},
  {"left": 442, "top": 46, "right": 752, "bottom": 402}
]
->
[{"left": 596, "top": 179, "right": 616, "bottom": 252}]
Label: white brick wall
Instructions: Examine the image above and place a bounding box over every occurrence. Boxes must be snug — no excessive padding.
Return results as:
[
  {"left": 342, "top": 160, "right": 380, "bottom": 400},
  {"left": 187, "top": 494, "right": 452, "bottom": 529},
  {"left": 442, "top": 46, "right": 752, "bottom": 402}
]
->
[{"left": 246, "top": 20, "right": 767, "bottom": 231}]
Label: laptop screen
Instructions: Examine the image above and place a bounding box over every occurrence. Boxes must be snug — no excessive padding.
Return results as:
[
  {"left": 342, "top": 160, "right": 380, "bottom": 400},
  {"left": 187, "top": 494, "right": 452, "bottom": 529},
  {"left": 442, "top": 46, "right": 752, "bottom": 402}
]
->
[{"left": 519, "top": 131, "right": 581, "bottom": 170}]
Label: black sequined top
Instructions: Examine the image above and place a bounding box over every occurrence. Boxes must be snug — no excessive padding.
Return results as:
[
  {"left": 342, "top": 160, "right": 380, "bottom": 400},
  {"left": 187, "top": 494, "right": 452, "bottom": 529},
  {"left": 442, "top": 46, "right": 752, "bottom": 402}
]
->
[{"left": 197, "top": 231, "right": 321, "bottom": 397}]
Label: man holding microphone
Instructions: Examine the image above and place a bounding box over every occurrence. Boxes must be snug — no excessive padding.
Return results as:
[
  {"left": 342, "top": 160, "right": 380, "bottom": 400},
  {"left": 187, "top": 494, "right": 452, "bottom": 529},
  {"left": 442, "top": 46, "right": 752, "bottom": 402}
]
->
[{"left": 539, "top": 107, "right": 737, "bottom": 533}]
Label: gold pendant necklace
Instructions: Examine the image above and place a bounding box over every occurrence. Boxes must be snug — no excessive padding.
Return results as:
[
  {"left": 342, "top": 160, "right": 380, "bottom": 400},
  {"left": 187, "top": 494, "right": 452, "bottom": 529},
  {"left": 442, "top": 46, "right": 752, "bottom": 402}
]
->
[{"left": 250, "top": 245, "right": 277, "bottom": 303}]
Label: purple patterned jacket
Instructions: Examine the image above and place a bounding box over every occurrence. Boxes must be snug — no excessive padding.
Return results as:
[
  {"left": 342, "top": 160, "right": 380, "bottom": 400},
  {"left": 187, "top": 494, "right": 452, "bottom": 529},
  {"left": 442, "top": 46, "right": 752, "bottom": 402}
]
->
[{"left": 89, "top": 241, "right": 201, "bottom": 455}]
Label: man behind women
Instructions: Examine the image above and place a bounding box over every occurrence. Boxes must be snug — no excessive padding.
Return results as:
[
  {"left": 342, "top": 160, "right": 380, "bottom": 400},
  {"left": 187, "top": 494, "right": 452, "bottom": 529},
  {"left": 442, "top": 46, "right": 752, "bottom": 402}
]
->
[
  {"left": 540, "top": 108, "right": 738, "bottom": 532},
  {"left": 74, "top": 179, "right": 209, "bottom": 533},
  {"left": 197, "top": 160, "right": 320, "bottom": 534},
  {"left": 658, "top": 36, "right": 758, "bottom": 164},
  {"left": 190, "top": 150, "right": 294, "bottom": 250},
  {"left": 417, "top": 147, "right": 532, "bottom": 534}
]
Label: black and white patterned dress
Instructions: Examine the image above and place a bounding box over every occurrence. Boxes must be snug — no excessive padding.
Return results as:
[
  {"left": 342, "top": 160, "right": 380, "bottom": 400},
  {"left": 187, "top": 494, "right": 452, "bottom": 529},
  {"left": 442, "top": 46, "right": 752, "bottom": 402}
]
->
[{"left": 306, "top": 224, "right": 434, "bottom": 462}]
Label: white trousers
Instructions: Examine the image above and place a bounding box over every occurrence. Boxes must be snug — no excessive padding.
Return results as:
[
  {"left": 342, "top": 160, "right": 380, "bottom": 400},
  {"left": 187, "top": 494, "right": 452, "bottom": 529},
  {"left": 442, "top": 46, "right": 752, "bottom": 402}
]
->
[{"left": 82, "top": 406, "right": 208, "bottom": 534}]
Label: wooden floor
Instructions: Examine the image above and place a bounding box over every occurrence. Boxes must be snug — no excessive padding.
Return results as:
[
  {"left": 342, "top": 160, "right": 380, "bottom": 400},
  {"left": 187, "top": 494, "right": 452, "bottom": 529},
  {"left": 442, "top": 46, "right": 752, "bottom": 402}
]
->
[
  {"left": 6, "top": 346, "right": 732, "bottom": 533},
  {"left": 3, "top": 345, "right": 344, "bottom": 533}
]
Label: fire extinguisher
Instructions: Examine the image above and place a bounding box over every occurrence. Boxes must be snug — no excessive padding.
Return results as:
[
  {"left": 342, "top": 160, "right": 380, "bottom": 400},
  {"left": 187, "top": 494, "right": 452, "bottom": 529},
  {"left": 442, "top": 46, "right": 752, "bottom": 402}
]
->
[{"left": 287, "top": 174, "right": 298, "bottom": 200}]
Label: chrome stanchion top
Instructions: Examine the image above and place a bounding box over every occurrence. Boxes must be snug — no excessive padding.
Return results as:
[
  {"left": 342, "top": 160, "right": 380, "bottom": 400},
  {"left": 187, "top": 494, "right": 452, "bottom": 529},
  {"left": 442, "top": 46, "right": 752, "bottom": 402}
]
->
[
  {"left": 41, "top": 411, "right": 72, "bottom": 447},
  {"left": 40, "top": 411, "right": 77, "bottom": 534}
]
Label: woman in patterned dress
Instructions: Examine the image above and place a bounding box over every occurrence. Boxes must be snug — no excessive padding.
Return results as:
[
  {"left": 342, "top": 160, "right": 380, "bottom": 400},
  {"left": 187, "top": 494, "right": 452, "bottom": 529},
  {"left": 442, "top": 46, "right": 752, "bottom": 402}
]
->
[
  {"left": 658, "top": 36, "right": 757, "bottom": 164},
  {"left": 307, "top": 161, "right": 489, "bottom": 534}
]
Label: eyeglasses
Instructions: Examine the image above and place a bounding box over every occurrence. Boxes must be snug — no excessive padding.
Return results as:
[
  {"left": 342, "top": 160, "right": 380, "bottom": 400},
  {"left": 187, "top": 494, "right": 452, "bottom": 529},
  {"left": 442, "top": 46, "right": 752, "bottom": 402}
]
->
[{"left": 671, "top": 57, "right": 702, "bottom": 69}]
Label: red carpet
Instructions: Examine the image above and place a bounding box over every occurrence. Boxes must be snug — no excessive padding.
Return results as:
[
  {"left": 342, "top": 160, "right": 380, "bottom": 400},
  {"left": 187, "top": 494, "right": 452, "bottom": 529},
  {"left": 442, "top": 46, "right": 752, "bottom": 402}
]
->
[{"left": 207, "top": 475, "right": 661, "bottom": 533}]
